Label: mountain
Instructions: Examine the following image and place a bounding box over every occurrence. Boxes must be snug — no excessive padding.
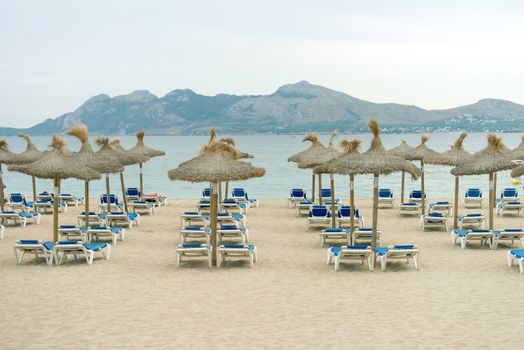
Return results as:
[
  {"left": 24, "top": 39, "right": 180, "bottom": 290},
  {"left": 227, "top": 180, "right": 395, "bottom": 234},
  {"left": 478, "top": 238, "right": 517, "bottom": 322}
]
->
[{"left": 5, "top": 81, "right": 524, "bottom": 135}]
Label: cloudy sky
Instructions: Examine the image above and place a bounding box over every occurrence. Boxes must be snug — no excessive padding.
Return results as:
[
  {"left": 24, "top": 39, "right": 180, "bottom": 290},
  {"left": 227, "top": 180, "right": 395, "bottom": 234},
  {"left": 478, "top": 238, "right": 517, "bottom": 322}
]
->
[{"left": 1, "top": 0, "right": 523, "bottom": 127}]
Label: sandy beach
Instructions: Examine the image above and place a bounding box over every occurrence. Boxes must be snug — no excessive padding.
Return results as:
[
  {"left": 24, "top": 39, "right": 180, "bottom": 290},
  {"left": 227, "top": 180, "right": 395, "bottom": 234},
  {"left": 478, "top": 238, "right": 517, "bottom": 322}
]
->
[{"left": 1, "top": 198, "right": 523, "bottom": 350}]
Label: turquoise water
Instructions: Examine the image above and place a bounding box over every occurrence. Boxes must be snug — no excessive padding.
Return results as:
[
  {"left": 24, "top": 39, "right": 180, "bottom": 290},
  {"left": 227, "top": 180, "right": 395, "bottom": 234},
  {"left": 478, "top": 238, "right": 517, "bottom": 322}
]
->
[{"left": 1, "top": 132, "right": 522, "bottom": 200}]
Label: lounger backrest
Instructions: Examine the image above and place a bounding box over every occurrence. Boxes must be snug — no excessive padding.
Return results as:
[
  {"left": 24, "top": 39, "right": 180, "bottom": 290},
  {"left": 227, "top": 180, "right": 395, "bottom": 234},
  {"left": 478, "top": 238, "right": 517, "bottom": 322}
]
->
[
  {"left": 291, "top": 189, "right": 305, "bottom": 198},
  {"left": 379, "top": 189, "right": 392, "bottom": 197},
  {"left": 410, "top": 190, "right": 423, "bottom": 199},
  {"left": 339, "top": 207, "right": 360, "bottom": 218},
  {"left": 321, "top": 189, "right": 331, "bottom": 198},
  {"left": 126, "top": 188, "right": 140, "bottom": 196},
  {"left": 10, "top": 193, "right": 26, "bottom": 204},
  {"left": 202, "top": 188, "right": 211, "bottom": 197},
  {"left": 503, "top": 188, "right": 518, "bottom": 197},
  {"left": 310, "top": 206, "right": 328, "bottom": 217},
  {"left": 466, "top": 188, "right": 481, "bottom": 197},
  {"left": 232, "top": 189, "right": 246, "bottom": 198},
  {"left": 101, "top": 194, "right": 118, "bottom": 204}
]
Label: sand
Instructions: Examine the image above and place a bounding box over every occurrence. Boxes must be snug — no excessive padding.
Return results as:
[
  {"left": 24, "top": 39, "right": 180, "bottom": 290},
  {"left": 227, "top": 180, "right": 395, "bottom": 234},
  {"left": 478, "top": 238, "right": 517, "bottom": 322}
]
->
[{"left": 1, "top": 198, "right": 523, "bottom": 350}]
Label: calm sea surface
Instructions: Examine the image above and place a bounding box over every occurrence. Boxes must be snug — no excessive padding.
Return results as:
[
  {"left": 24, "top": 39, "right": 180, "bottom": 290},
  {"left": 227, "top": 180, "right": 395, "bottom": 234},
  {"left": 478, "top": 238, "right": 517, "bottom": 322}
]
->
[{"left": 2, "top": 132, "right": 522, "bottom": 200}]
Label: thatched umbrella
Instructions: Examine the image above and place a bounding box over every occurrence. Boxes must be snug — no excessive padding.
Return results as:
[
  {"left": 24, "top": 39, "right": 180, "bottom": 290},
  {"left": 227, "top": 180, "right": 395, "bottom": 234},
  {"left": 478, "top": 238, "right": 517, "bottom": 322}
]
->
[
  {"left": 219, "top": 137, "right": 254, "bottom": 200},
  {"left": 315, "top": 139, "right": 361, "bottom": 231},
  {"left": 387, "top": 140, "right": 415, "bottom": 203},
  {"left": 288, "top": 133, "right": 327, "bottom": 203},
  {"left": 66, "top": 125, "right": 124, "bottom": 226},
  {"left": 0, "top": 140, "right": 17, "bottom": 210},
  {"left": 110, "top": 138, "right": 150, "bottom": 210},
  {"left": 129, "top": 131, "right": 165, "bottom": 194},
  {"left": 298, "top": 131, "right": 340, "bottom": 205},
  {"left": 8, "top": 135, "right": 101, "bottom": 241},
  {"left": 168, "top": 140, "right": 265, "bottom": 267},
  {"left": 511, "top": 164, "right": 524, "bottom": 178},
  {"left": 316, "top": 119, "right": 420, "bottom": 251},
  {"left": 451, "top": 134, "right": 516, "bottom": 230},
  {"left": 425, "top": 132, "right": 472, "bottom": 229},
  {"left": 405, "top": 135, "right": 440, "bottom": 214},
  {"left": 9, "top": 133, "right": 44, "bottom": 201}
]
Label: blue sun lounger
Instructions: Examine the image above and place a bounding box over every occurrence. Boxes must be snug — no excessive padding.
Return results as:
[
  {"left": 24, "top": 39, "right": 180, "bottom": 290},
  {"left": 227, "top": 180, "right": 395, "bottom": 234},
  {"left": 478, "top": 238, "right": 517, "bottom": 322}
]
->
[
  {"left": 307, "top": 205, "right": 330, "bottom": 231},
  {"left": 217, "top": 244, "right": 257, "bottom": 268},
  {"left": 327, "top": 245, "right": 374, "bottom": 271},
  {"left": 337, "top": 206, "right": 364, "bottom": 228},
  {"left": 399, "top": 202, "right": 421, "bottom": 216},
  {"left": 296, "top": 200, "right": 313, "bottom": 216},
  {"left": 428, "top": 201, "right": 452, "bottom": 215},
  {"left": 77, "top": 212, "right": 106, "bottom": 226},
  {"left": 420, "top": 212, "right": 448, "bottom": 231},
  {"left": 53, "top": 241, "right": 111, "bottom": 265},
  {"left": 58, "top": 225, "right": 87, "bottom": 242},
  {"left": 180, "top": 226, "right": 210, "bottom": 244},
  {"left": 378, "top": 188, "right": 394, "bottom": 208},
  {"left": 7, "top": 193, "right": 32, "bottom": 211},
  {"left": 352, "top": 227, "right": 382, "bottom": 246},
  {"left": 500, "top": 188, "right": 519, "bottom": 203},
  {"left": 288, "top": 188, "right": 307, "bottom": 208},
  {"left": 0, "top": 211, "right": 40, "bottom": 227},
  {"left": 320, "top": 228, "right": 350, "bottom": 248},
  {"left": 497, "top": 201, "right": 524, "bottom": 216},
  {"left": 457, "top": 213, "right": 485, "bottom": 229},
  {"left": 451, "top": 229, "right": 494, "bottom": 250},
  {"left": 106, "top": 212, "right": 140, "bottom": 229},
  {"left": 507, "top": 249, "right": 524, "bottom": 273},
  {"left": 14, "top": 240, "right": 55, "bottom": 265},
  {"left": 492, "top": 229, "right": 524, "bottom": 249},
  {"left": 176, "top": 243, "right": 212, "bottom": 268},
  {"left": 125, "top": 187, "right": 141, "bottom": 201},
  {"left": 464, "top": 188, "right": 483, "bottom": 208},
  {"left": 217, "top": 224, "right": 249, "bottom": 244},
  {"left": 86, "top": 226, "right": 125, "bottom": 245},
  {"left": 409, "top": 190, "right": 426, "bottom": 203},
  {"left": 99, "top": 194, "right": 123, "bottom": 212},
  {"left": 376, "top": 245, "right": 419, "bottom": 271}
]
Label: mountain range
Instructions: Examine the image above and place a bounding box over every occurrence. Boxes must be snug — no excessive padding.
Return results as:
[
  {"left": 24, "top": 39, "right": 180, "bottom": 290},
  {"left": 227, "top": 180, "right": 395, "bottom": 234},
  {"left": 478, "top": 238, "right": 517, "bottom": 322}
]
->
[{"left": 2, "top": 81, "right": 524, "bottom": 135}]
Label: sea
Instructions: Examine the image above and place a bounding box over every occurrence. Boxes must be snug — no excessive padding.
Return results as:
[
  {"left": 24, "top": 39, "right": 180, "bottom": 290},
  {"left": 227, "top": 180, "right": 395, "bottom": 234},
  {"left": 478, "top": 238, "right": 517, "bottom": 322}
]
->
[{"left": 1, "top": 132, "right": 522, "bottom": 201}]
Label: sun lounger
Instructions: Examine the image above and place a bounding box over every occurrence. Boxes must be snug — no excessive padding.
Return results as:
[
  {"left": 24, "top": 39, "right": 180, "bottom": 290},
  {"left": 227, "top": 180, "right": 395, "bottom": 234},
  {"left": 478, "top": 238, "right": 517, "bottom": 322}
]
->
[
  {"left": 464, "top": 188, "right": 483, "bottom": 208},
  {"left": 409, "top": 190, "right": 426, "bottom": 203},
  {"left": 507, "top": 249, "right": 524, "bottom": 273},
  {"left": 378, "top": 188, "right": 393, "bottom": 208},
  {"left": 99, "top": 194, "right": 123, "bottom": 212},
  {"left": 180, "top": 211, "right": 204, "bottom": 226},
  {"left": 196, "top": 200, "right": 211, "bottom": 213},
  {"left": 420, "top": 212, "right": 448, "bottom": 231},
  {"left": 352, "top": 227, "right": 382, "bottom": 246},
  {"left": 288, "top": 188, "right": 307, "bottom": 208},
  {"left": 376, "top": 245, "right": 419, "bottom": 271},
  {"left": 216, "top": 244, "right": 257, "bottom": 268},
  {"left": 33, "top": 200, "right": 67, "bottom": 214},
  {"left": 13, "top": 240, "right": 55, "bottom": 265},
  {"left": 140, "top": 193, "right": 168, "bottom": 207},
  {"left": 7, "top": 193, "right": 32, "bottom": 211},
  {"left": 53, "top": 241, "right": 111, "bottom": 265},
  {"left": 180, "top": 226, "right": 210, "bottom": 244},
  {"left": 201, "top": 188, "right": 211, "bottom": 200},
  {"left": 337, "top": 206, "right": 364, "bottom": 228},
  {"left": 492, "top": 229, "right": 524, "bottom": 249},
  {"left": 457, "top": 213, "right": 485, "bottom": 229},
  {"left": 500, "top": 187, "right": 519, "bottom": 203},
  {"left": 217, "top": 224, "right": 249, "bottom": 244},
  {"left": 58, "top": 193, "right": 82, "bottom": 206},
  {"left": 327, "top": 245, "right": 374, "bottom": 271},
  {"left": 497, "top": 201, "right": 524, "bottom": 216},
  {"left": 451, "top": 229, "right": 494, "bottom": 250},
  {"left": 220, "top": 198, "right": 245, "bottom": 214},
  {"left": 176, "top": 243, "right": 212, "bottom": 268},
  {"left": 36, "top": 191, "right": 53, "bottom": 201},
  {"left": 296, "top": 200, "right": 313, "bottom": 217},
  {"left": 0, "top": 224, "right": 4, "bottom": 239},
  {"left": 428, "top": 201, "right": 452, "bottom": 215},
  {"left": 231, "top": 188, "right": 248, "bottom": 204},
  {"left": 106, "top": 212, "right": 140, "bottom": 229},
  {"left": 77, "top": 212, "right": 106, "bottom": 227},
  {"left": 307, "top": 205, "right": 331, "bottom": 231},
  {"left": 125, "top": 187, "right": 141, "bottom": 202},
  {"left": 320, "top": 228, "right": 350, "bottom": 248},
  {"left": 321, "top": 188, "right": 337, "bottom": 203},
  {"left": 86, "top": 226, "right": 125, "bottom": 245},
  {"left": 399, "top": 202, "right": 421, "bottom": 216},
  {"left": 203, "top": 212, "right": 246, "bottom": 227},
  {"left": 58, "top": 225, "right": 87, "bottom": 242},
  {"left": 0, "top": 211, "right": 40, "bottom": 227},
  {"left": 128, "top": 200, "right": 154, "bottom": 215}
]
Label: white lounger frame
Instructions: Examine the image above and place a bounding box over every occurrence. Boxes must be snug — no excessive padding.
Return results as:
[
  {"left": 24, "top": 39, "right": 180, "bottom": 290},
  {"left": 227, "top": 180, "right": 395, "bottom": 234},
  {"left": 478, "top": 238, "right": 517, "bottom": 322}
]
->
[
  {"left": 176, "top": 244, "right": 212, "bottom": 268},
  {"left": 451, "top": 230, "right": 494, "bottom": 250},
  {"left": 14, "top": 242, "right": 54, "bottom": 265},
  {"left": 216, "top": 245, "right": 257, "bottom": 268},
  {"left": 507, "top": 250, "right": 524, "bottom": 273},
  {"left": 420, "top": 215, "right": 448, "bottom": 231},
  {"left": 87, "top": 227, "right": 125, "bottom": 245},
  {"left": 327, "top": 246, "right": 374, "bottom": 271},
  {"left": 378, "top": 247, "right": 419, "bottom": 271},
  {"left": 54, "top": 242, "right": 111, "bottom": 265},
  {"left": 458, "top": 215, "right": 485, "bottom": 230}
]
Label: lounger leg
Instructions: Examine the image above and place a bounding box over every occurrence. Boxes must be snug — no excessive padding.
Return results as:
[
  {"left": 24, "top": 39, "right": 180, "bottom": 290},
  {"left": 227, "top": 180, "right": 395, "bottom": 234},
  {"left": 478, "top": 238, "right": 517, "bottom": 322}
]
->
[
  {"left": 367, "top": 254, "right": 374, "bottom": 271},
  {"left": 326, "top": 250, "right": 332, "bottom": 264},
  {"left": 507, "top": 251, "right": 513, "bottom": 267},
  {"left": 320, "top": 236, "right": 325, "bottom": 248},
  {"left": 413, "top": 254, "right": 419, "bottom": 270},
  {"left": 461, "top": 238, "right": 466, "bottom": 250},
  {"left": 253, "top": 248, "right": 258, "bottom": 262},
  {"left": 519, "top": 259, "right": 524, "bottom": 274},
  {"left": 381, "top": 256, "right": 386, "bottom": 271},
  {"left": 217, "top": 251, "right": 222, "bottom": 268},
  {"left": 250, "top": 253, "right": 254, "bottom": 268},
  {"left": 334, "top": 256, "right": 340, "bottom": 271}
]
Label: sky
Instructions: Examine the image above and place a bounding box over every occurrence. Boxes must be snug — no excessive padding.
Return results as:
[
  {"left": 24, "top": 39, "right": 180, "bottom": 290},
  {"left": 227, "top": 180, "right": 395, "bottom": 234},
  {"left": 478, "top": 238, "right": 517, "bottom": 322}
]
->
[{"left": 1, "top": 0, "right": 524, "bottom": 128}]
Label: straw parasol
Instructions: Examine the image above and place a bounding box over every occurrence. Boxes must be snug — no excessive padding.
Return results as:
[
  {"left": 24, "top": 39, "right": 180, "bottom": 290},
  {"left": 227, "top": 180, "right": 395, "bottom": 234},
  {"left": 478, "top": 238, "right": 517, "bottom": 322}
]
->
[
  {"left": 9, "top": 135, "right": 101, "bottom": 241},
  {"left": 315, "top": 139, "right": 361, "bottom": 231},
  {"left": 219, "top": 137, "right": 254, "bottom": 200},
  {"left": 315, "top": 119, "right": 421, "bottom": 251},
  {"left": 129, "top": 130, "right": 165, "bottom": 194},
  {"left": 67, "top": 124, "right": 124, "bottom": 226},
  {"left": 425, "top": 132, "right": 472, "bottom": 228},
  {"left": 0, "top": 140, "right": 18, "bottom": 210},
  {"left": 405, "top": 135, "right": 440, "bottom": 214},
  {"left": 387, "top": 140, "right": 415, "bottom": 203},
  {"left": 298, "top": 131, "right": 340, "bottom": 204},
  {"left": 288, "top": 132, "right": 327, "bottom": 203},
  {"left": 11, "top": 133, "right": 44, "bottom": 201},
  {"left": 511, "top": 164, "right": 524, "bottom": 178},
  {"left": 168, "top": 139, "right": 265, "bottom": 267},
  {"left": 451, "top": 134, "right": 516, "bottom": 230},
  {"left": 511, "top": 135, "right": 524, "bottom": 160}
]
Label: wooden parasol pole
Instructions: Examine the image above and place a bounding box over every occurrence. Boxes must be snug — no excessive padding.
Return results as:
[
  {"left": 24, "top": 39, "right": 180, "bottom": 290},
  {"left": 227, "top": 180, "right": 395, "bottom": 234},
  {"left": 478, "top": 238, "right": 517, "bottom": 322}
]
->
[
  {"left": 420, "top": 160, "right": 426, "bottom": 215},
  {"left": 493, "top": 173, "right": 497, "bottom": 209},
  {"left": 225, "top": 181, "right": 229, "bottom": 200},
  {"left": 489, "top": 173, "right": 494, "bottom": 230},
  {"left": 84, "top": 180, "right": 90, "bottom": 229},
  {"left": 400, "top": 171, "right": 405, "bottom": 204},
  {"left": 330, "top": 174, "right": 336, "bottom": 228},
  {"left": 0, "top": 164, "right": 4, "bottom": 211},
  {"left": 32, "top": 175, "right": 37, "bottom": 202},
  {"left": 349, "top": 175, "right": 355, "bottom": 234},
  {"left": 139, "top": 162, "right": 143, "bottom": 194},
  {"left": 318, "top": 174, "right": 323, "bottom": 205},
  {"left": 218, "top": 181, "right": 222, "bottom": 203},
  {"left": 210, "top": 182, "right": 218, "bottom": 267},
  {"left": 120, "top": 172, "right": 128, "bottom": 213},
  {"left": 311, "top": 172, "right": 315, "bottom": 202},
  {"left": 371, "top": 174, "right": 379, "bottom": 251},
  {"left": 53, "top": 176, "right": 60, "bottom": 242},
  {"left": 453, "top": 176, "right": 459, "bottom": 229},
  {"left": 105, "top": 174, "right": 111, "bottom": 213}
]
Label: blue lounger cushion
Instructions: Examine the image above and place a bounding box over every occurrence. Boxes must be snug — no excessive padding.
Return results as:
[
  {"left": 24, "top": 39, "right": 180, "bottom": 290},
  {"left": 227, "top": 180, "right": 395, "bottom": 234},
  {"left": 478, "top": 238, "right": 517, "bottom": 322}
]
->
[
  {"left": 184, "top": 212, "right": 199, "bottom": 215},
  {"left": 436, "top": 201, "right": 449, "bottom": 204},
  {"left": 504, "top": 228, "right": 523, "bottom": 232},
  {"left": 184, "top": 226, "right": 204, "bottom": 230},
  {"left": 507, "top": 201, "right": 522, "bottom": 205},
  {"left": 223, "top": 244, "right": 255, "bottom": 250},
  {"left": 128, "top": 213, "right": 139, "bottom": 220},
  {"left": 428, "top": 212, "right": 444, "bottom": 217},
  {"left": 453, "top": 230, "right": 469, "bottom": 237},
  {"left": 324, "top": 228, "right": 347, "bottom": 232},
  {"left": 510, "top": 249, "right": 524, "bottom": 259},
  {"left": 84, "top": 243, "right": 108, "bottom": 251},
  {"left": 402, "top": 203, "right": 417, "bottom": 206},
  {"left": 60, "top": 225, "right": 77, "bottom": 229},
  {"left": 19, "top": 212, "right": 38, "bottom": 218},
  {"left": 43, "top": 242, "right": 55, "bottom": 250},
  {"left": 19, "top": 240, "right": 39, "bottom": 244},
  {"left": 181, "top": 243, "right": 205, "bottom": 248},
  {"left": 393, "top": 245, "right": 416, "bottom": 249},
  {"left": 220, "top": 225, "right": 239, "bottom": 230}
]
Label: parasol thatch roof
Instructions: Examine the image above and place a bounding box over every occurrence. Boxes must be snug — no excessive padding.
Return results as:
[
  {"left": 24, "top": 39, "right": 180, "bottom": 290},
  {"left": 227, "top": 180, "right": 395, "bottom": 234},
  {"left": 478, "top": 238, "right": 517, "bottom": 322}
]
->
[
  {"left": 0, "top": 140, "right": 17, "bottom": 165},
  {"left": 288, "top": 132, "right": 326, "bottom": 164},
  {"left": 425, "top": 132, "right": 472, "bottom": 166},
  {"left": 168, "top": 141, "right": 265, "bottom": 183},
  {"left": 314, "top": 139, "right": 361, "bottom": 174},
  {"left": 219, "top": 137, "right": 254, "bottom": 159},
  {"left": 511, "top": 164, "right": 524, "bottom": 178},
  {"left": 66, "top": 124, "right": 124, "bottom": 174},
  {"left": 110, "top": 138, "right": 150, "bottom": 165},
  {"left": 298, "top": 130, "right": 341, "bottom": 169},
  {"left": 314, "top": 120, "right": 421, "bottom": 178},
  {"left": 11, "top": 133, "right": 44, "bottom": 165},
  {"left": 511, "top": 134, "right": 524, "bottom": 160},
  {"left": 8, "top": 135, "right": 102, "bottom": 180},
  {"left": 129, "top": 130, "right": 165, "bottom": 158},
  {"left": 451, "top": 134, "right": 516, "bottom": 176},
  {"left": 405, "top": 134, "right": 441, "bottom": 161},
  {"left": 96, "top": 137, "right": 145, "bottom": 167},
  {"left": 387, "top": 140, "right": 414, "bottom": 159}
]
